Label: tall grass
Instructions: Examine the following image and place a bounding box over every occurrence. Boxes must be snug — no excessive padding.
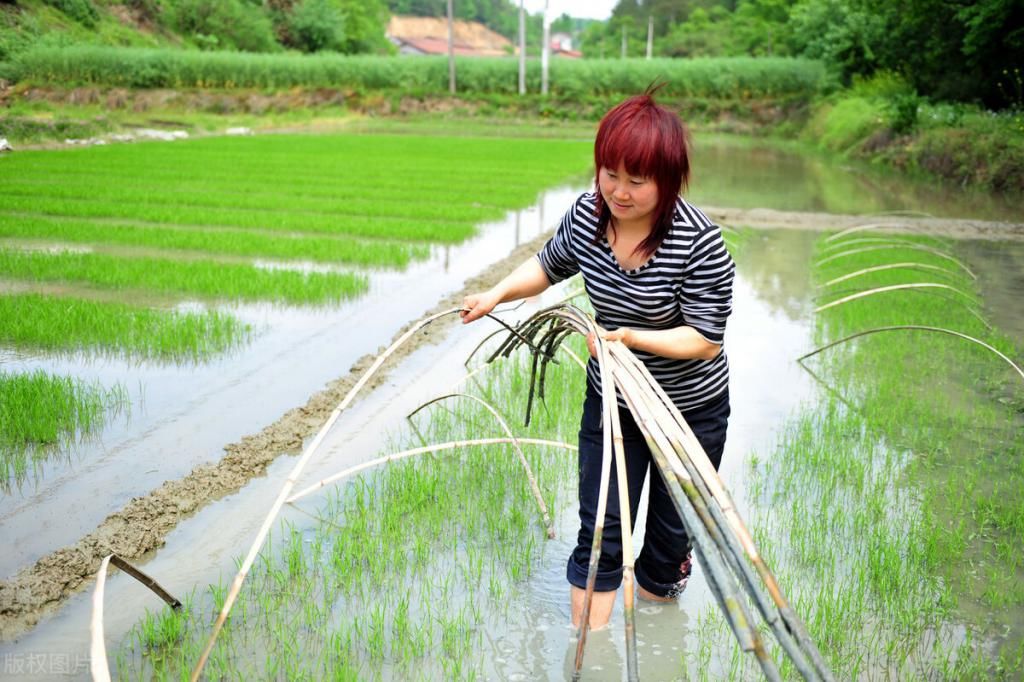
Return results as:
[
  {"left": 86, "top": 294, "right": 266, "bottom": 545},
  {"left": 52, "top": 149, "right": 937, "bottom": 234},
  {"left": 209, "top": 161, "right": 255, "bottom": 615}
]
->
[
  {"left": 0, "top": 369, "right": 129, "bottom": 489},
  {"left": 12, "top": 47, "right": 830, "bottom": 99},
  {"left": 0, "top": 248, "right": 368, "bottom": 304},
  {"left": 0, "top": 294, "right": 249, "bottom": 361}
]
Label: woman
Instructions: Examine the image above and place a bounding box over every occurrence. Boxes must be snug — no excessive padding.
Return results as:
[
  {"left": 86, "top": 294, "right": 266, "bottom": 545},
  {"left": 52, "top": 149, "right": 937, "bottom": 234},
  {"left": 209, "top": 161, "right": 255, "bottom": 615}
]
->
[{"left": 461, "top": 91, "right": 734, "bottom": 630}]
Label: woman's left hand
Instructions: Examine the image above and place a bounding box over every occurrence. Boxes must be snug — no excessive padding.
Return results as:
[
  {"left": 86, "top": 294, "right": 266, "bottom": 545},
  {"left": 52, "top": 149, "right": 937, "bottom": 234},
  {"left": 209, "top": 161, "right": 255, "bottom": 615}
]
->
[{"left": 587, "top": 327, "right": 632, "bottom": 358}]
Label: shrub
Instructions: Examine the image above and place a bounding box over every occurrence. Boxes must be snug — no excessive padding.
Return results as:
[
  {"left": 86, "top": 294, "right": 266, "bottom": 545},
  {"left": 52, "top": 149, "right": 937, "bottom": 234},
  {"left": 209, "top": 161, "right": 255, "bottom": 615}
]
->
[
  {"left": 44, "top": 0, "right": 99, "bottom": 29},
  {"left": 163, "top": 0, "right": 278, "bottom": 53},
  {"left": 288, "top": 0, "right": 345, "bottom": 53}
]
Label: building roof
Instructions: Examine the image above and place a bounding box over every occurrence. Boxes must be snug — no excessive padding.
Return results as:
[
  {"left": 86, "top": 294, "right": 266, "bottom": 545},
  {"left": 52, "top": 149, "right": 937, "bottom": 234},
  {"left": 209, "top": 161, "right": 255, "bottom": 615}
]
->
[{"left": 386, "top": 15, "right": 514, "bottom": 57}]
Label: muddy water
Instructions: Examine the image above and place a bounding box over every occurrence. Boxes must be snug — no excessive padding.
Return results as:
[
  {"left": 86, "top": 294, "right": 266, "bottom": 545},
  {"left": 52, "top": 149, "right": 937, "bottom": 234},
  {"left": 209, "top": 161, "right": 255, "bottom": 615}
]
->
[{"left": 0, "top": 185, "right": 583, "bottom": 580}]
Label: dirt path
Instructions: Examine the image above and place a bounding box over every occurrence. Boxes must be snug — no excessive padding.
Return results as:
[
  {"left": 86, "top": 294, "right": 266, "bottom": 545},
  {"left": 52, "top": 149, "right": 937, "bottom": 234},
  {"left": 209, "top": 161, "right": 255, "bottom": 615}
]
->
[{"left": 1, "top": 208, "right": 1020, "bottom": 639}]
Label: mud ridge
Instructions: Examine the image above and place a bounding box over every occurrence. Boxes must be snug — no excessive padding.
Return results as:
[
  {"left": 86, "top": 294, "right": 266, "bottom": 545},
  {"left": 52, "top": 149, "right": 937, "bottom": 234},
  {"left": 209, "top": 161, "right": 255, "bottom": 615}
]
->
[
  {"left": 706, "top": 206, "right": 1024, "bottom": 241},
  {"left": 0, "top": 233, "right": 550, "bottom": 640}
]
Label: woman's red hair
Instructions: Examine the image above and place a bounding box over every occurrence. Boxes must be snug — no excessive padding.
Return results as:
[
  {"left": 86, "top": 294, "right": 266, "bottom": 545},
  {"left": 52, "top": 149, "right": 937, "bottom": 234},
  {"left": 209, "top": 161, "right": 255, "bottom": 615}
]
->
[{"left": 593, "top": 89, "right": 690, "bottom": 256}]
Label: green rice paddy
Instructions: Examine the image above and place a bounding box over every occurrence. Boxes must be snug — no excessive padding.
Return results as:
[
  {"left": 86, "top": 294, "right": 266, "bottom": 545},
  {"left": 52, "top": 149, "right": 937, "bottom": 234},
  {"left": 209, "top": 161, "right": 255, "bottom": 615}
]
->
[
  {"left": 0, "top": 131, "right": 591, "bottom": 485},
  {"left": 0, "top": 248, "right": 368, "bottom": 305},
  {"left": 0, "top": 294, "right": 249, "bottom": 361},
  {"left": 0, "top": 214, "right": 429, "bottom": 268}
]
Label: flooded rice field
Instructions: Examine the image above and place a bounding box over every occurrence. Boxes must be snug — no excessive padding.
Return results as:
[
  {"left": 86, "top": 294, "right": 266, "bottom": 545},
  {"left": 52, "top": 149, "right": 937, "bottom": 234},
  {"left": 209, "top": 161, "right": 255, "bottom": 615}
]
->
[{"left": 1, "top": 132, "right": 1022, "bottom": 680}]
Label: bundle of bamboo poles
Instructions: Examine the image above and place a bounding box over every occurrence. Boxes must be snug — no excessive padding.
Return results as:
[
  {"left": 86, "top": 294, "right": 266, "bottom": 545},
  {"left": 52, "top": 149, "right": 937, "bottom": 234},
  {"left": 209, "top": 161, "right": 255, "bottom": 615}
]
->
[{"left": 488, "top": 304, "right": 834, "bottom": 682}]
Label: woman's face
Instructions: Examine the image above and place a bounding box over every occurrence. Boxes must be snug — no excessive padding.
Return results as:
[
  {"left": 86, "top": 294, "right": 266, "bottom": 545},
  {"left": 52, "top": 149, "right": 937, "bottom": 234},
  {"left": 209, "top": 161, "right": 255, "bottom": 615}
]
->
[{"left": 598, "top": 162, "right": 659, "bottom": 229}]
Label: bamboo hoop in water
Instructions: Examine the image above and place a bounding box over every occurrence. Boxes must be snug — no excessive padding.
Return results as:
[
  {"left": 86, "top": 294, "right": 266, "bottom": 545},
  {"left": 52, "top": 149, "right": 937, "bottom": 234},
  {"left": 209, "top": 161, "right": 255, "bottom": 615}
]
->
[
  {"left": 189, "top": 308, "right": 469, "bottom": 681},
  {"left": 798, "top": 325, "right": 1024, "bottom": 383},
  {"left": 286, "top": 437, "right": 576, "bottom": 504},
  {"left": 815, "top": 282, "right": 985, "bottom": 313},
  {"left": 407, "top": 392, "right": 556, "bottom": 539},
  {"left": 815, "top": 244, "right": 977, "bottom": 279},
  {"left": 819, "top": 262, "right": 963, "bottom": 288},
  {"left": 90, "top": 554, "right": 182, "bottom": 682},
  {"left": 819, "top": 235, "right": 950, "bottom": 255}
]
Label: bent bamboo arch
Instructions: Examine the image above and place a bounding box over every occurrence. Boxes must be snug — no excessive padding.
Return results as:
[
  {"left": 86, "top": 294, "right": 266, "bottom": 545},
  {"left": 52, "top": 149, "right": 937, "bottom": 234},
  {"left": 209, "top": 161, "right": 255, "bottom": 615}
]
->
[{"left": 798, "top": 325, "right": 1024, "bottom": 383}]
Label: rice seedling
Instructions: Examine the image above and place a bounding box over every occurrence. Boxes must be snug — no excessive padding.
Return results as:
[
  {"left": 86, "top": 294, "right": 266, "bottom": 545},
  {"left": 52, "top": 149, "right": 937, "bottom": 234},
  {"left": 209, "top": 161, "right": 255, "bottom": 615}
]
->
[
  {"left": 0, "top": 293, "right": 249, "bottom": 361},
  {"left": 0, "top": 369, "right": 129, "bottom": 489},
  {"left": 0, "top": 248, "right": 367, "bottom": 304},
  {"left": 0, "top": 214, "right": 429, "bottom": 268}
]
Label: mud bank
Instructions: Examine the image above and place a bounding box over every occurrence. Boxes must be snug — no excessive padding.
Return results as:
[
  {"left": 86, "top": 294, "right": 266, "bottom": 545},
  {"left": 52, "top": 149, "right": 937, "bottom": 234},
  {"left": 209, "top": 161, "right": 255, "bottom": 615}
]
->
[
  {"left": 706, "top": 206, "right": 1024, "bottom": 241},
  {"left": 0, "top": 233, "right": 547, "bottom": 640}
]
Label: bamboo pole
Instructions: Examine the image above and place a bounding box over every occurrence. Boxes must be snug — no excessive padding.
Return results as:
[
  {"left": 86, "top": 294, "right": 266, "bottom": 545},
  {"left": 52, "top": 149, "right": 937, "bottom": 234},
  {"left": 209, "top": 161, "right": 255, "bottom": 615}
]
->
[
  {"left": 820, "top": 262, "right": 963, "bottom": 288},
  {"left": 600, "top": 340, "right": 639, "bottom": 681},
  {"left": 814, "top": 244, "right": 977, "bottom": 279},
  {"left": 572, "top": 318, "right": 613, "bottom": 681},
  {"left": 407, "top": 392, "right": 556, "bottom": 539},
  {"left": 189, "top": 308, "right": 464, "bottom": 681},
  {"left": 485, "top": 304, "right": 832, "bottom": 679},
  {"left": 798, "top": 325, "right": 1024, "bottom": 383},
  {"left": 286, "top": 437, "right": 576, "bottom": 504}
]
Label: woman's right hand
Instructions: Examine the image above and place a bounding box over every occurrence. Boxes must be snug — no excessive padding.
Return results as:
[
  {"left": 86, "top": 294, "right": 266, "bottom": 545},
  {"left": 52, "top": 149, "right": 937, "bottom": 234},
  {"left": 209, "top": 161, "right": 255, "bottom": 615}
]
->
[{"left": 461, "top": 290, "right": 502, "bottom": 324}]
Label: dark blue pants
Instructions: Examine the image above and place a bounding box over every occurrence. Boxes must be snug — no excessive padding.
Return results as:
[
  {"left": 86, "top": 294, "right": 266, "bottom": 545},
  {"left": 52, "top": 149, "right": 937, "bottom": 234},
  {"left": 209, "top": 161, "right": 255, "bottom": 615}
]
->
[{"left": 566, "top": 384, "right": 730, "bottom": 597}]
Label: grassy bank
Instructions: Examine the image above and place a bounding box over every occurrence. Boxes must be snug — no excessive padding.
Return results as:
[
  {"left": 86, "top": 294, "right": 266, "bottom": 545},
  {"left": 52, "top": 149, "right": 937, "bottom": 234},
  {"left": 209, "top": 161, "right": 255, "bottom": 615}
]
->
[{"left": 803, "top": 74, "right": 1024, "bottom": 195}]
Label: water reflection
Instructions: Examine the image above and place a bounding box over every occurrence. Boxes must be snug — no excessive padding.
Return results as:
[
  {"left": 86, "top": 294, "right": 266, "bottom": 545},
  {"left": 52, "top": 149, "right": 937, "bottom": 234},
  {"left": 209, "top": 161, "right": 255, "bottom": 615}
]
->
[
  {"left": 689, "top": 135, "right": 1023, "bottom": 223},
  {"left": 732, "top": 229, "right": 818, "bottom": 321}
]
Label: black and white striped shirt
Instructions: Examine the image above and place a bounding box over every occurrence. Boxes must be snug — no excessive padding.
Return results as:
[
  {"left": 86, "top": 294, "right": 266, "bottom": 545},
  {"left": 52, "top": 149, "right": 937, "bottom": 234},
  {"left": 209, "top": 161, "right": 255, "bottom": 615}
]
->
[{"left": 537, "top": 192, "right": 734, "bottom": 411}]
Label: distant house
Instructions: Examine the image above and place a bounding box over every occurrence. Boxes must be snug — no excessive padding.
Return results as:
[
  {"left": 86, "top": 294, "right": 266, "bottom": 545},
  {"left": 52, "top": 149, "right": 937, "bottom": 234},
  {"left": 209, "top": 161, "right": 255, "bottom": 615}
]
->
[
  {"left": 387, "top": 16, "right": 514, "bottom": 57},
  {"left": 550, "top": 31, "right": 582, "bottom": 59}
]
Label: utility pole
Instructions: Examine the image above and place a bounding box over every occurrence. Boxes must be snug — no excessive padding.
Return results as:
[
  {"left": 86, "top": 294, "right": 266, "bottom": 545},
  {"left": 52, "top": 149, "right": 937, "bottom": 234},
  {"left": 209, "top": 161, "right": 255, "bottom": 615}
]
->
[
  {"left": 447, "top": 0, "right": 455, "bottom": 94},
  {"left": 541, "top": 0, "right": 550, "bottom": 95},
  {"left": 621, "top": 24, "right": 627, "bottom": 59},
  {"left": 646, "top": 15, "right": 653, "bottom": 59},
  {"left": 518, "top": 0, "right": 526, "bottom": 95}
]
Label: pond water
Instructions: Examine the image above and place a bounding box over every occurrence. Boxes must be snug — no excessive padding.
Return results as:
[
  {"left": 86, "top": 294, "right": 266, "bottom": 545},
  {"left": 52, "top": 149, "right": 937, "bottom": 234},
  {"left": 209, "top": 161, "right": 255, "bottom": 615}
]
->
[{"left": 1, "top": 134, "right": 1021, "bottom": 679}]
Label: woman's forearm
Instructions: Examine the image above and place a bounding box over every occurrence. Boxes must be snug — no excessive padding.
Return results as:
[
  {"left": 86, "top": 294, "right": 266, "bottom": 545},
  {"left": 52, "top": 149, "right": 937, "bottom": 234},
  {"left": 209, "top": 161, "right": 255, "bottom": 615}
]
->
[
  {"left": 490, "top": 256, "right": 552, "bottom": 302},
  {"left": 612, "top": 325, "right": 722, "bottom": 361}
]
